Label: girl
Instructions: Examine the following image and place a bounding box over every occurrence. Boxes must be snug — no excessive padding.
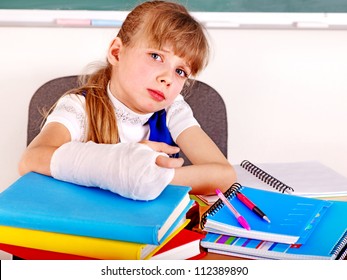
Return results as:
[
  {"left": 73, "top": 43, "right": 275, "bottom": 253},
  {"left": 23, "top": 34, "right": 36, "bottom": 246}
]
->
[{"left": 18, "top": 1, "right": 236, "bottom": 200}]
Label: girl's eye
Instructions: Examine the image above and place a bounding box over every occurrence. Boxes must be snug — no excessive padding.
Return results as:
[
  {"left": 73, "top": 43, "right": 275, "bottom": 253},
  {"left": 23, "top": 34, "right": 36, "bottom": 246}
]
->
[
  {"left": 151, "top": 53, "right": 162, "bottom": 61},
  {"left": 176, "top": 68, "right": 188, "bottom": 78}
]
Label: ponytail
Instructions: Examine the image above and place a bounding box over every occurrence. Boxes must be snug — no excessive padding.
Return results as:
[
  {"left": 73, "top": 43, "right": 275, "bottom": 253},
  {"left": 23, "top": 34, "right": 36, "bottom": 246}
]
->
[{"left": 77, "top": 63, "right": 119, "bottom": 144}]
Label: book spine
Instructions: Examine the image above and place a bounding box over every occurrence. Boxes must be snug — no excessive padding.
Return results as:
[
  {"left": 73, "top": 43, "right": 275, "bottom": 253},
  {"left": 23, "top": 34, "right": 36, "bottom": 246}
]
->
[
  {"left": 0, "top": 225, "right": 143, "bottom": 259},
  {"left": 0, "top": 213, "right": 159, "bottom": 244}
]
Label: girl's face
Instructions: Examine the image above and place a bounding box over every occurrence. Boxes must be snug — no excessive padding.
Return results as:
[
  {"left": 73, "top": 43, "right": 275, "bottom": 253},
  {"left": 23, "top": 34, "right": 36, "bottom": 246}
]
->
[{"left": 108, "top": 38, "right": 191, "bottom": 114}]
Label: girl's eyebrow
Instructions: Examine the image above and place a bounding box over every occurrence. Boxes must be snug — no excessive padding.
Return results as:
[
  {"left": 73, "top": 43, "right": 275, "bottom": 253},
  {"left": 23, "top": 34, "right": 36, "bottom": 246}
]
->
[
  {"left": 149, "top": 47, "right": 191, "bottom": 70},
  {"left": 159, "top": 47, "right": 170, "bottom": 52},
  {"left": 180, "top": 60, "right": 191, "bottom": 72}
]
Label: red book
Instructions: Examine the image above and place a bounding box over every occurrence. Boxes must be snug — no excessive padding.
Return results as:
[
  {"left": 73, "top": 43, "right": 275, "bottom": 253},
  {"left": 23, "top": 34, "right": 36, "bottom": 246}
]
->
[
  {"left": 150, "top": 229, "right": 206, "bottom": 260},
  {"left": 187, "top": 250, "right": 207, "bottom": 260},
  {"left": 0, "top": 243, "right": 97, "bottom": 260}
]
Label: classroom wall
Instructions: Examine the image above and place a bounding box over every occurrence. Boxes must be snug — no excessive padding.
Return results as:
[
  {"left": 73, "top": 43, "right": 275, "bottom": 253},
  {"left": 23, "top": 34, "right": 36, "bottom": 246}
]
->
[{"left": 0, "top": 26, "right": 347, "bottom": 192}]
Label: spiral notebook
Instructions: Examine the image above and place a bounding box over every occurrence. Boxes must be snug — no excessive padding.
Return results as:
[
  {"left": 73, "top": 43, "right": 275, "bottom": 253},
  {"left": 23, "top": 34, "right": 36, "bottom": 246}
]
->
[
  {"left": 200, "top": 183, "right": 332, "bottom": 244},
  {"left": 237, "top": 160, "right": 347, "bottom": 197},
  {"left": 197, "top": 160, "right": 347, "bottom": 205},
  {"left": 201, "top": 201, "right": 347, "bottom": 260}
]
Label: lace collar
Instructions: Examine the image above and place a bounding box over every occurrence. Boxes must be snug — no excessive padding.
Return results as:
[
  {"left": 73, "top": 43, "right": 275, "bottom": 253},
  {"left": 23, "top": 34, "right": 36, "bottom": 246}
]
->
[{"left": 107, "top": 83, "right": 153, "bottom": 125}]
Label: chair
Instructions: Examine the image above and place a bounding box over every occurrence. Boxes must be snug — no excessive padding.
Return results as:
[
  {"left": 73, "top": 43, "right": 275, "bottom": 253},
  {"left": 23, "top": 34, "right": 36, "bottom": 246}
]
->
[{"left": 27, "top": 76, "right": 228, "bottom": 164}]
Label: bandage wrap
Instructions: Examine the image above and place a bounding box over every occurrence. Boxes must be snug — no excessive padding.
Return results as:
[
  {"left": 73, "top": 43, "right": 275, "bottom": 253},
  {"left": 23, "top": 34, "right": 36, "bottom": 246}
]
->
[{"left": 50, "top": 141, "right": 174, "bottom": 200}]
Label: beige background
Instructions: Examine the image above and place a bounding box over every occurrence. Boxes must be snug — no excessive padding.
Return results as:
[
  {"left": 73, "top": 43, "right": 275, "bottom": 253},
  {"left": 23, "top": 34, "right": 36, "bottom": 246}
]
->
[{"left": 1, "top": 13, "right": 347, "bottom": 259}]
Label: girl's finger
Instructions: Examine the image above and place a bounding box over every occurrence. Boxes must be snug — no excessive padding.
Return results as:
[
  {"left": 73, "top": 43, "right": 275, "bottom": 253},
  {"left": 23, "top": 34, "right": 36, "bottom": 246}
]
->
[{"left": 155, "top": 155, "right": 184, "bottom": 169}]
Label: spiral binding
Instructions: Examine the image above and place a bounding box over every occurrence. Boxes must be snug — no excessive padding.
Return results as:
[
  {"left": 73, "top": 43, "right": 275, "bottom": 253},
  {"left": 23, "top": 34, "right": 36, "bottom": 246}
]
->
[
  {"left": 200, "top": 183, "right": 243, "bottom": 229},
  {"left": 240, "top": 160, "right": 294, "bottom": 194},
  {"left": 331, "top": 230, "right": 347, "bottom": 259},
  {"left": 338, "top": 246, "right": 347, "bottom": 260}
]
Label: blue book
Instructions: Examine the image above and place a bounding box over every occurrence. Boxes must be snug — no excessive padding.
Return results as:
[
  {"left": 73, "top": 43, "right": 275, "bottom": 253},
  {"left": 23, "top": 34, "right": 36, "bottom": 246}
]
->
[
  {"left": 201, "top": 201, "right": 347, "bottom": 260},
  {"left": 0, "top": 172, "right": 192, "bottom": 245},
  {"left": 201, "top": 183, "right": 331, "bottom": 244}
]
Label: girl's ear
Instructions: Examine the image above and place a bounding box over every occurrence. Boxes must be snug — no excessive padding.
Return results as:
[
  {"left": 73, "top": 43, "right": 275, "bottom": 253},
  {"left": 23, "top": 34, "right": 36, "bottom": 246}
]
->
[{"left": 107, "top": 37, "right": 123, "bottom": 65}]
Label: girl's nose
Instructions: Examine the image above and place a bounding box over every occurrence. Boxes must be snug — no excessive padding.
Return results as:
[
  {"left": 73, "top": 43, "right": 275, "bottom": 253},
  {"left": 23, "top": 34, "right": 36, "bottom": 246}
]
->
[
  {"left": 157, "top": 68, "right": 173, "bottom": 87},
  {"left": 160, "top": 79, "right": 171, "bottom": 87}
]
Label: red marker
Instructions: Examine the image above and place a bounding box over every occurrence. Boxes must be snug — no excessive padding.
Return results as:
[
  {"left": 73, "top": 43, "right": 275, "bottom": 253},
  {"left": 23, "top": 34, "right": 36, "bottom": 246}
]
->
[{"left": 236, "top": 192, "right": 271, "bottom": 223}]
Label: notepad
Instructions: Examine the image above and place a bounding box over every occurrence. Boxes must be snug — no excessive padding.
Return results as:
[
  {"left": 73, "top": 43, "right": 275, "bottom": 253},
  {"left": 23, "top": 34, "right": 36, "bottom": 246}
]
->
[
  {"left": 0, "top": 172, "right": 192, "bottom": 245},
  {"left": 201, "top": 183, "right": 331, "bottom": 244},
  {"left": 201, "top": 201, "right": 347, "bottom": 260},
  {"left": 197, "top": 160, "right": 347, "bottom": 205},
  {"left": 236, "top": 160, "right": 347, "bottom": 197}
]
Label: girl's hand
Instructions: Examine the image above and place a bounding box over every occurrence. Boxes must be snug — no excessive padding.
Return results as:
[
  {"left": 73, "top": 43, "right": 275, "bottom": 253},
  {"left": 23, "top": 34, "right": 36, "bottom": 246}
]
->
[{"left": 140, "top": 140, "right": 184, "bottom": 168}]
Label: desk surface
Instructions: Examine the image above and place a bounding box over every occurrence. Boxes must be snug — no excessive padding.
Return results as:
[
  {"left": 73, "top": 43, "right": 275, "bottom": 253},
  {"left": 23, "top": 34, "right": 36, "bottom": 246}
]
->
[{"left": 201, "top": 252, "right": 245, "bottom": 260}]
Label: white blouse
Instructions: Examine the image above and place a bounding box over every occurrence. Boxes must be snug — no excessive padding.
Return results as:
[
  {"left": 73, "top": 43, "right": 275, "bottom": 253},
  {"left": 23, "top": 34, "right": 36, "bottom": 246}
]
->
[{"left": 44, "top": 84, "right": 200, "bottom": 143}]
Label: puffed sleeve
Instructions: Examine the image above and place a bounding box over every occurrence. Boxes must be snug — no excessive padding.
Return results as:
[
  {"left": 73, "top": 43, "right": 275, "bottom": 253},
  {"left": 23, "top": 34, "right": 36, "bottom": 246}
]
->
[
  {"left": 43, "top": 94, "right": 87, "bottom": 142},
  {"left": 166, "top": 95, "right": 200, "bottom": 142}
]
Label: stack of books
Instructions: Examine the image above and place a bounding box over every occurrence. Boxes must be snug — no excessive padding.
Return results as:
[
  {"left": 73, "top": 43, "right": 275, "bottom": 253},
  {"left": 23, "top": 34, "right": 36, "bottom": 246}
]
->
[
  {"left": 199, "top": 181, "right": 347, "bottom": 260},
  {"left": 0, "top": 172, "right": 204, "bottom": 260}
]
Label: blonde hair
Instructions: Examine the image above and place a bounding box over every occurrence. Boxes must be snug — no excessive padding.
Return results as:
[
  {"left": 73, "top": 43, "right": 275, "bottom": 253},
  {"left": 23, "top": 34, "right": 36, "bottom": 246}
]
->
[{"left": 63, "top": 1, "right": 209, "bottom": 144}]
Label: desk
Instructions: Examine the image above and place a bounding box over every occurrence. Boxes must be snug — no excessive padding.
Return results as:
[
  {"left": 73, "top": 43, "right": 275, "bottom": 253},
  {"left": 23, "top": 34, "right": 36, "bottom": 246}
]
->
[{"left": 201, "top": 252, "right": 246, "bottom": 260}]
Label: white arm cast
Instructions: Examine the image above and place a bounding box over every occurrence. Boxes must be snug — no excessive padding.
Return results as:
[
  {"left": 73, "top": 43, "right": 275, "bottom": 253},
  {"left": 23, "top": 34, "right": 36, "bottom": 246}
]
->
[{"left": 50, "top": 141, "right": 174, "bottom": 200}]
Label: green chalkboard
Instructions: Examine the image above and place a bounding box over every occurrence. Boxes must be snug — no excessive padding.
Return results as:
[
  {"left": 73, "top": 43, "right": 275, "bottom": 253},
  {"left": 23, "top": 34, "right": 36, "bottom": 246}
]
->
[{"left": 1, "top": 0, "right": 347, "bottom": 13}]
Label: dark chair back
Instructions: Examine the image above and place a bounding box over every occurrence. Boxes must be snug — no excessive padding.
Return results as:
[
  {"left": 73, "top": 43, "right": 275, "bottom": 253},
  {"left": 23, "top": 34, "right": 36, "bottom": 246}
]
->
[{"left": 27, "top": 76, "right": 228, "bottom": 164}]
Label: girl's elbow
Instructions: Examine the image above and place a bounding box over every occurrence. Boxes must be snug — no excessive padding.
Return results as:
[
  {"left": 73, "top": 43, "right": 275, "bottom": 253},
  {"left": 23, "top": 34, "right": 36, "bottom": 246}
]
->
[
  {"left": 219, "top": 163, "right": 237, "bottom": 192},
  {"left": 18, "top": 150, "right": 36, "bottom": 176},
  {"left": 227, "top": 164, "right": 237, "bottom": 185},
  {"left": 18, "top": 156, "right": 30, "bottom": 176}
]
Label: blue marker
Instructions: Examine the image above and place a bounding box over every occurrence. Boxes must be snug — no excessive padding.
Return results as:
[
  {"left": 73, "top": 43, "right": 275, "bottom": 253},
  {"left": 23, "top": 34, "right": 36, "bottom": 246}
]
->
[{"left": 91, "top": 19, "right": 123, "bottom": 27}]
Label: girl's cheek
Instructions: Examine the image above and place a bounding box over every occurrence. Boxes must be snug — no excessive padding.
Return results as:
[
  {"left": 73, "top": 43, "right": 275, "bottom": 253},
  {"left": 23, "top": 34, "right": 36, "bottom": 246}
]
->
[{"left": 168, "top": 86, "right": 184, "bottom": 102}]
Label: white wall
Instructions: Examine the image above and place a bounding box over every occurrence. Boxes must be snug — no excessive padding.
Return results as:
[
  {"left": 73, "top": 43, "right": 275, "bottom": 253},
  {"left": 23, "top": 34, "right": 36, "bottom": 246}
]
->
[{"left": 0, "top": 26, "right": 347, "bottom": 192}]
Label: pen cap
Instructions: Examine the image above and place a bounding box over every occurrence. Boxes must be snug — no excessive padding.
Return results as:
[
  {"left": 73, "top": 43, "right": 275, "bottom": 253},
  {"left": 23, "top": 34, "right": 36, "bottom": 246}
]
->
[
  {"left": 237, "top": 216, "right": 251, "bottom": 231},
  {"left": 215, "top": 189, "right": 222, "bottom": 195}
]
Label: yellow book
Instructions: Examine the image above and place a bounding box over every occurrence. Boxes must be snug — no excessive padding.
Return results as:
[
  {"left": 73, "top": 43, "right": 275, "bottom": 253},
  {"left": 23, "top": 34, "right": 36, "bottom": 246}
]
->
[{"left": 0, "top": 220, "right": 189, "bottom": 260}]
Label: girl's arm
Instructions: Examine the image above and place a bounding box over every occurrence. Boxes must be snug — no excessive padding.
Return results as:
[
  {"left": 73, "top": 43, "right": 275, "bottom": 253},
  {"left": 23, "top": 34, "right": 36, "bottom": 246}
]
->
[
  {"left": 18, "top": 123, "right": 179, "bottom": 200},
  {"left": 19, "top": 122, "right": 183, "bottom": 177},
  {"left": 18, "top": 122, "right": 71, "bottom": 176},
  {"left": 172, "top": 125, "right": 236, "bottom": 195},
  {"left": 19, "top": 122, "right": 234, "bottom": 196}
]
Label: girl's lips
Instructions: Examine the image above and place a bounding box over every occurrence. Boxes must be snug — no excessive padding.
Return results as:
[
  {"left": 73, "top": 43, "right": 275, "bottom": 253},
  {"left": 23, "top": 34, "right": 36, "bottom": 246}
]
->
[{"left": 148, "top": 89, "right": 165, "bottom": 102}]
